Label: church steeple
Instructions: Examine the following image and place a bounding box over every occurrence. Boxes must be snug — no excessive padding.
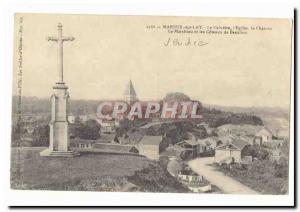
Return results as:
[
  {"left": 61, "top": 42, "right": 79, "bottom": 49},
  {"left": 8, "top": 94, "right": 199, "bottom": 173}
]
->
[{"left": 124, "top": 80, "right": 138, "bottom": 104}]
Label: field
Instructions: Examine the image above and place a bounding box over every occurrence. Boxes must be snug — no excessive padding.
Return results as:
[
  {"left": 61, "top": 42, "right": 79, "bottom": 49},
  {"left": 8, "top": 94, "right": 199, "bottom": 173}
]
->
[{"left": 11, "top": 147, "right": 189, "bottom": 192}]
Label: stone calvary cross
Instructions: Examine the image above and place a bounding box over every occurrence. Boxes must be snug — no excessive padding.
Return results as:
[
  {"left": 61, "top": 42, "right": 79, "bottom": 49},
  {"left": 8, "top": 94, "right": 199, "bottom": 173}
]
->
[
  {"left": 40, "top": 23, "right": 79, "bottom": 157},
  {"left": 46, "top": 23, "right": 75, "bottom": 83}
]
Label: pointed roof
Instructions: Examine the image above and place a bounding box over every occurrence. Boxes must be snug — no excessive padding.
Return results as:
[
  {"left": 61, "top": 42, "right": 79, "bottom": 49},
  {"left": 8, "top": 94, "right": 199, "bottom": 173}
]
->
[
  {"left": 124, "top": 80, "right": 137, "bottom": 96},
  {"left": 256, "top": 127, "right": 273, "bottom": 136},
  {"left": 215, "top": 139, "right": 249, "bottom": 150}
]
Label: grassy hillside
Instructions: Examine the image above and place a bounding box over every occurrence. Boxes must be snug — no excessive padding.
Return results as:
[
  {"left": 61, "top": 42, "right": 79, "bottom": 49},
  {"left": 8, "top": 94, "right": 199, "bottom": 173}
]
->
[{"left": 11, "top": 147, "right": 189, "bottom": 192}]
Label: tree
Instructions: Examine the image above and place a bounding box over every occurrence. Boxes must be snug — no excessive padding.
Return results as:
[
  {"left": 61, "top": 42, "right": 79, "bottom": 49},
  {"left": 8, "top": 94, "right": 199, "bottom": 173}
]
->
[
  {"left": 32, "top": 125, "right": 49, "bottom": 146},
  {"left": 78, "top": 119, "right": 101, "bottom": 140},
  {"left": 193, "top": 126, "right": 208, "bottom": 139},
  {"left": 226, "top": 114, "right": 263, "bottom": 126},
  {"left": 74, "top": 116, "right": 81, "bottom": 124},
  {"left": 242, "top": 145, "right": 270, "bottom": 160},
  {"left": 115, "top": 118, "right": 132, "bottom": 137},
  {"left": 163, "top": 92, "right": 191, "bottom": 102},
  {"left": 166, "top": 124, "right": 189, "bottom": 145}
]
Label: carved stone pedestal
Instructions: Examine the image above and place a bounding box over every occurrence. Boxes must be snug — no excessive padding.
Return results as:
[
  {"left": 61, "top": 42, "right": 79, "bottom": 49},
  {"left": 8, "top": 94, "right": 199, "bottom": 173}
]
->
[{"left": 40, "top": 83, "right": 79, "bottom": 157}]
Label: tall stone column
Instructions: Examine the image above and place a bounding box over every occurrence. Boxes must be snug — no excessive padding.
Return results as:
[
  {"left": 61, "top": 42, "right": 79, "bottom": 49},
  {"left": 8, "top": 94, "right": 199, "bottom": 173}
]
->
[{"left": 40, "top": 23, "right": 79, "bottom": 157}]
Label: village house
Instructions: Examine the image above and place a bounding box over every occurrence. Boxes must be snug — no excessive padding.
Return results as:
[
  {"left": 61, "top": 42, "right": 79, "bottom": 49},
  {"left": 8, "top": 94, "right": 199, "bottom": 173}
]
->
[
  {"left": 263, "top": 138, "right": 285, "bottom": 148},
  {"left": 138, "top": 135, "right": 164, "bottom": 160},
  {"left": 79, "top": 115, "right": 88, "bottom": 122},
  {"left": 198, "top": 137, "right": 219, "bottom": 150},
  {"left": 263, "top": 139, "right": 286, "bottom": 161},
  {"left": 177, "top": 171, "right": 203, "bottom": 183},
  {"left": 176, "top": 139, "right": 203, "bottom": 158},
  {"left": 214, "top": 139, "right": 250, "bottom": 164},
  {"left": 99, "top": 119, "right": 116, "bottom": 134},
  {"left": 101, "top": 123, "right": 115, "bottom": 134},
  {"left": 218, "top": 134, "right": 253, "bottom": 146},
  {"left": 161, "top": 145, "right": 186, "bottom": 159},
  {"left": 70, "top": 139, "right": 95, "bottom": 150},
  {"left": 216, "top": 124, "right": 275, "bottom": 146},
  {"left": 96, "top": 116, "right": 120, "bottom": 134},
  {"left": 269, "top": 148, "right": 283, "bottom": 161},
  {"left": 254, "top": 127, "right": 273, "bottom": 145},
  {"left": 176, "top": 167, "right": 211, "bottom": 193},
  {"left": 68, "top": 115, "right": 76, "bottom": 124},
  {"left": 216, "top": 124, "right": 263, "bottom": 137}
]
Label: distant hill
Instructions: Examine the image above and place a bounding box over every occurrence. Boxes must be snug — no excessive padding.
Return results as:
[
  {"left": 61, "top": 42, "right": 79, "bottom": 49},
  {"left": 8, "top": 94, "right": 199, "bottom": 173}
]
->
[
  {"left": 204, "top": 104, "right": 289, "bottom": 119},
  {"left": 13, "top": 96, "right": 264, "bottom": 128},
  {"left": 12, "top": 96, "right": 99, "bottom": 115},
  {"left": 203, "top": 104, "right": 290, "bottom": 136},
  {"left": 201, "top": 107, "right": 263, "bottom": 128}
]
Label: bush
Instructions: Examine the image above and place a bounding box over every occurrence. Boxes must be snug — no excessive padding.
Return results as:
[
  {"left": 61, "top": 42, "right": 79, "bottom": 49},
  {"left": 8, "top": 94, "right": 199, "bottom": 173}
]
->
[
  {"left": 70, "top": 119, "right": 101, "bottom": 140},
  {"left": 215, "top": 158, "right": 288, "bottom": 194},
  {"left": 128, "top": 162, "right": 189, "bottom": 193},
  {"left": 242, "top": 145, "right": 270, "bottom": 160},
  {"left": 32, "top": 125, "right": 49, "bottom": 146}
]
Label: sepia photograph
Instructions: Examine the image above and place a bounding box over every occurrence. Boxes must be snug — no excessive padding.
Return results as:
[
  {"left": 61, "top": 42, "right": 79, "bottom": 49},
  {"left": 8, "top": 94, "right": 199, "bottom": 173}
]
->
[{"left": 6, "top": 9, "right": 294, "bottom": 206}]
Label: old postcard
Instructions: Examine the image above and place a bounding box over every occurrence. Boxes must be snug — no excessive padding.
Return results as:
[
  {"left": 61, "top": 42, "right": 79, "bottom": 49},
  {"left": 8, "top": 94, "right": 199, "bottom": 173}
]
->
[{"left": 11, "top": 13, "right": 292, "bottom": 198}]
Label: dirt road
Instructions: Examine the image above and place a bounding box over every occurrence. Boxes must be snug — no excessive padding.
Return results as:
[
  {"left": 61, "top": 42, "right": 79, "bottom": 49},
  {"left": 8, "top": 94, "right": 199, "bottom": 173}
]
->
[{"left": 188, "top": 157, "right": 259, "bottom": 194}]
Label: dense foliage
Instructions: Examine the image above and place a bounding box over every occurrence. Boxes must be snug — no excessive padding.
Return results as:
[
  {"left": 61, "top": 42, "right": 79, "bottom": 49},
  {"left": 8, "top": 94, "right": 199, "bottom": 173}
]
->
[
  {"left": 163, "top": 92, "right": 191, "bottom": 102},
  {"left": 128, "top": 162, "right": 190, "bottom": 193},
  {"left": 69, "top": 119, "right": 101, "bottom": 140},
  {"left": 215, "top": 147, "right": 289, "bottom": 195}
]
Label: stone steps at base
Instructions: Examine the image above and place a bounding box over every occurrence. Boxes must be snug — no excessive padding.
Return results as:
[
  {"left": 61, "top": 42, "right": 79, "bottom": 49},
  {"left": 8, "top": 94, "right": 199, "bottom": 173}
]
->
[{"left": 40, "top": 150, "right": 80, "bottom": 157}]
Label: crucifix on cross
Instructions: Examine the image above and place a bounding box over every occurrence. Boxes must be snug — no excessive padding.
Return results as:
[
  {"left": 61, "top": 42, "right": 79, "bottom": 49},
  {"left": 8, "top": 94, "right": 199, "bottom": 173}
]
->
[{"left": 47, "top": 23, "right": 75, "bottom": 83}]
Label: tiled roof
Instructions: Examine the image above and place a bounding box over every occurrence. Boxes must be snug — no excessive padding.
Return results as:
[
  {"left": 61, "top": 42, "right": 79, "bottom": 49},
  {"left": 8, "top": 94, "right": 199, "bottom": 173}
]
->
[
  {"left": 177, "top": 139, "right": 199, "bottom": 146},
  {"left": 139, "top": 120, "right": 186, "bottom": 129},
  {"left": 215, "top": 139, "right": 249, "bottom": 150},
  {"left": 140, "top": 122, "right": 162, "bottom": 129},
  {"left": 139, "top": 135, "right": 162, "bottom": 145},
  {"left": 256, "top": 127, "right": 273, "bottom": 135},
  {"left": 94, "top": 143, "right": 138, "bottom": 153},
  {"left": 198, "top": 137, "right": 218, "bottom": 145},
  {"left": 217, "top": 124, "right": 265, "bottom": 136},
  {"left": 231, "top": 139, "right": 250, "bottom": 150},
  {"left": 118, "top": 133, "right": 144, "bottom": 145}
]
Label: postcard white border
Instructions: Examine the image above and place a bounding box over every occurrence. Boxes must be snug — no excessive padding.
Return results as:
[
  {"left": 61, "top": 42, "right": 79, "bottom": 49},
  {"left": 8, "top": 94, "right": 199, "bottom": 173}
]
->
[{"left": 0, "top": 0, "right": 295, "bottom": 207}]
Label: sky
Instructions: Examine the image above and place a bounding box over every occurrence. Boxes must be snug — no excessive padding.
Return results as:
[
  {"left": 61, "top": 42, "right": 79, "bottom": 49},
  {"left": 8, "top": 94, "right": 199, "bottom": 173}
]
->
[{"left": 13, "top": 14, "right": 292, "bottom": 109}]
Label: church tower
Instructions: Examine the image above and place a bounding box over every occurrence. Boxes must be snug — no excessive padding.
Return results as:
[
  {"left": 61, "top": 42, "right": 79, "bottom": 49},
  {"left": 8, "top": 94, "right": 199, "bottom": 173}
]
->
[
  {"left": 124, "top": 80, "right": 138, "bottom": 105},
  {"left": 40, "top": 23, "right": 79, "bottom": 157}
]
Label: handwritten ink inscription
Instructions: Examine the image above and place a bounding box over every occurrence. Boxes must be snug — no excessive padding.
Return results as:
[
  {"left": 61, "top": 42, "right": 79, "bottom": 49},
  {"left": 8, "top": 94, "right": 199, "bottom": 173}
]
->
[{"left": 163, "top": 37, "right": 208, "bottom": 47}]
